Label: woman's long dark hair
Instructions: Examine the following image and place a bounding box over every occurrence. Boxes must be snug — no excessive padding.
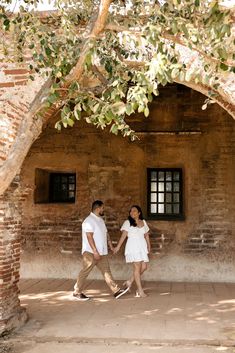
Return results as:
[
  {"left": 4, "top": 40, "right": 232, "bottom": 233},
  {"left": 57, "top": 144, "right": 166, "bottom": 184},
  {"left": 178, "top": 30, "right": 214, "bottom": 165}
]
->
[{"left": 128, "top": 205, "right": 144, "bottom": 227}]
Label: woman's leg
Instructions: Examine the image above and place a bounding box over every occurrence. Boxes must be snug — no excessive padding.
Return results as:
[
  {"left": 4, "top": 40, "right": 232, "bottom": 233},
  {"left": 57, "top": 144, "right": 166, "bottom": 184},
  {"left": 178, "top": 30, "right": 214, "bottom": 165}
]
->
[
  {"left": 124, "top": 262, "right": 148, "bottom": 289},
  {"left": 133, "top": 262, "right": 147, "bottom": 297},
  {"left": 96, "top": 255, "right": 120, "bottom": 294},
  {"left": 141, "top": 261, "right": 147, "bottom": 275}
]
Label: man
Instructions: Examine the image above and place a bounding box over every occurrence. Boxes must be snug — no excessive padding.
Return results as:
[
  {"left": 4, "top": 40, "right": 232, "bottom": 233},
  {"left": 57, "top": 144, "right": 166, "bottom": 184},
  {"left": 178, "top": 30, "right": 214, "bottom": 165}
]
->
[{"left": 73, "top": 200, "right": 129, "bottom": 301}]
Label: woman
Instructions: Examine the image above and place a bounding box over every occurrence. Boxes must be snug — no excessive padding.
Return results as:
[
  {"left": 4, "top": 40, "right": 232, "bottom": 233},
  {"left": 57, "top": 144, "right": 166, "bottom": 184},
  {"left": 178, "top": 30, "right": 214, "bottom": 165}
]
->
[{"left": 114, "top": 205, "right": 151, "bottom": 298}]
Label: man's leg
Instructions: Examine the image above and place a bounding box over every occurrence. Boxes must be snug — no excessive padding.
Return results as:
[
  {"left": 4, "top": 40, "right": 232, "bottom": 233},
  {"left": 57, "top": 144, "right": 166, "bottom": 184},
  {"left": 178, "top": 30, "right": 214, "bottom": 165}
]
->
[
  {"left": 74, "top": 252, "right": 96, "bottom": 294},
  {"left": 96, "top": 256, "right": 120, "bottom": 294}
]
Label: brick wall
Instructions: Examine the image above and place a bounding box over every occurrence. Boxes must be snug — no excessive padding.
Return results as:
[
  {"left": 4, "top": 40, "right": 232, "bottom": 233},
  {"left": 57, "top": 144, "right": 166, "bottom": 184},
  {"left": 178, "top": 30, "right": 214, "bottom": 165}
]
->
[
  {"left": 0, "top": 64, "right": 46, "bottom": 165},
  {"left": 18, "top": 86, "right": 235, "bottom": 265},
  {"left": 184, "top": 111, "right": 235, "bottom": 255},
  {"left": 0, "top": 176, "right": 27, "bottom": 335}
]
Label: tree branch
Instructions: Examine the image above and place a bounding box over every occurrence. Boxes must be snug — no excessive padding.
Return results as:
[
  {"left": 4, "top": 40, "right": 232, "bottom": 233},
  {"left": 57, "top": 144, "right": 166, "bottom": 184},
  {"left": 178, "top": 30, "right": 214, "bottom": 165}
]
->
[
  {"left": 105, "top": 23, "right": 235, "bottom": 68},
  {"left": 91, "top": 64, "right": 109, "bottom": 85},
  {"left": 65, "top": 0, "right": 112, "bottom": 85}
]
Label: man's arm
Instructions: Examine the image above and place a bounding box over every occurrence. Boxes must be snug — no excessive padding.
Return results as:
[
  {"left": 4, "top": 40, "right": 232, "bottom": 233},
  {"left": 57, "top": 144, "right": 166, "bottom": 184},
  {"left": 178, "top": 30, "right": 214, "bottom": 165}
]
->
[{"left": 86, "top": 232, "right": 100, "bottom": 260}]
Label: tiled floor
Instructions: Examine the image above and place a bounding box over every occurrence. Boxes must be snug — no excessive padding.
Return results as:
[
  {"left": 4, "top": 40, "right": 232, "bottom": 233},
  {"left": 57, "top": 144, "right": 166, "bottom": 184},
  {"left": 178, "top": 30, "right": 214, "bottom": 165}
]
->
[{"left": 1, "top": 279, "right": 235, "bottom": 353}]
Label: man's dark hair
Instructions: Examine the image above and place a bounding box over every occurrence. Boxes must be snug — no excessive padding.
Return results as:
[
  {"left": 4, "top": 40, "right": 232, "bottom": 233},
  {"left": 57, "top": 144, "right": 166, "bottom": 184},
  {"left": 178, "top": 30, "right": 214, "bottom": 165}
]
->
[{"left": 92, "top": 200, "right": 103, "bottom": 211}]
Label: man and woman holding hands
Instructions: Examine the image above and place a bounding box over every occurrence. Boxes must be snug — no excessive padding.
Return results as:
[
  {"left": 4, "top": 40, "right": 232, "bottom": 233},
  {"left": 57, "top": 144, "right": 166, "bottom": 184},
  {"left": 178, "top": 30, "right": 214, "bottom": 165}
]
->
[{"left": 73, "top": 200, "right": 151, "bottom": 301}]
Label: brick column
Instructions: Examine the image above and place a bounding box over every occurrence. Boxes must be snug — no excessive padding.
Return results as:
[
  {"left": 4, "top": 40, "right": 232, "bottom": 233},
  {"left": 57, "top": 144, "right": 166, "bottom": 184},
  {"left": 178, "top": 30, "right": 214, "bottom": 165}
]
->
[{"left": 0, "top": 176, "right": 27, "bottom": 335}]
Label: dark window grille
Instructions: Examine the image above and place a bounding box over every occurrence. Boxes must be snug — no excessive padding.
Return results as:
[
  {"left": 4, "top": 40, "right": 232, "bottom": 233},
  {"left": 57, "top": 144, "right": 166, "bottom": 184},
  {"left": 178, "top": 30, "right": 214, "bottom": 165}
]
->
[
  {"left": 49, "top": 173, "right": 76, "bottom": 203},
  {"left": 147, "top": 168, "right": 183, "bottom": 220}
]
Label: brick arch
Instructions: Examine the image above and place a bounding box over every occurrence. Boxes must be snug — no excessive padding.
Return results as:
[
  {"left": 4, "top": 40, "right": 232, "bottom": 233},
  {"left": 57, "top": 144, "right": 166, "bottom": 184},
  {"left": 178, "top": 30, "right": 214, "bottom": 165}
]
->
[{"left": 0, "top": 58, "right": 235, "bottom": 197}]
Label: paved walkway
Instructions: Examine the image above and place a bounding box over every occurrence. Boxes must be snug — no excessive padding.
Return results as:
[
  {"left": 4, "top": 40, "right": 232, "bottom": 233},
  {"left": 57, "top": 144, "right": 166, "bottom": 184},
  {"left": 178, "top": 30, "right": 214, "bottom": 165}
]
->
[{"left": 1, "top": 279, "right": 235, "bottom": 353}]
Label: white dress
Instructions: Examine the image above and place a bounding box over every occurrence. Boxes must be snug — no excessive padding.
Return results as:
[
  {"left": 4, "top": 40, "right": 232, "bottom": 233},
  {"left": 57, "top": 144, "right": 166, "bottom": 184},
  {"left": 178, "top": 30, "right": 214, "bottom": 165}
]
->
[{"left": 121, "top": 220, "right": 150, "bottom": 263}]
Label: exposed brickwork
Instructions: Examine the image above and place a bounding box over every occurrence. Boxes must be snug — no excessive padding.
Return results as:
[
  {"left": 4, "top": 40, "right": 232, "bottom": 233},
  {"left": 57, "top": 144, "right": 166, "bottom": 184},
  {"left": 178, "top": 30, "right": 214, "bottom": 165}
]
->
[
  {"left": 184, "top": 110, "right": 235, "bottom": 254},
  {"left": 22, "top": 219, "right": 82, "bottom": 254},
  {"left": 0, "top": 176, "right": 27, "bottom": 335},
  {"left": 0, "top": 63, "right": 46, "bottom": 169}
]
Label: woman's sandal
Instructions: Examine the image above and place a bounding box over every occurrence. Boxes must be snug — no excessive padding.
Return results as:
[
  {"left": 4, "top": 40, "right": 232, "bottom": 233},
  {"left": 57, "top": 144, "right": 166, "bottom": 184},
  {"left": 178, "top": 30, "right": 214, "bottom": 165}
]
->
[{"left": 135, "top": 291, "right": 147, "bottom": 298}]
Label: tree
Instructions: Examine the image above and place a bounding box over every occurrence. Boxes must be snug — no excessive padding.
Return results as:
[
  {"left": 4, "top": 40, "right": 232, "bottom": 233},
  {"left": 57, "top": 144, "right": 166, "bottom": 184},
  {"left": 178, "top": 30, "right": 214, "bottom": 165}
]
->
[{"left": 1, "top": 0, "right": 234, "bottom": 139}]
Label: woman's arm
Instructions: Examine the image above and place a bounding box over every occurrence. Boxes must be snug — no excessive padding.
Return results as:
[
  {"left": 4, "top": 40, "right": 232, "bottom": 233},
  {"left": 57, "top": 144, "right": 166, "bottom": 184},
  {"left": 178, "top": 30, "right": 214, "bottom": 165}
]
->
[
  {"left": 113, "top": 230, "right": 128, "bottom": 253},
  {"left": 144, "top": 232, "right": 151, "bottom": 253}
]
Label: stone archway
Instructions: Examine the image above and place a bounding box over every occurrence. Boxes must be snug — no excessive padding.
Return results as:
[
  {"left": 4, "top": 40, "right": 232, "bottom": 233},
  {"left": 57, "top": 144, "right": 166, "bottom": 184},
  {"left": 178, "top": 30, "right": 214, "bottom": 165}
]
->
[{"left": 0, "top": 46, "right": 235, "bottom": 334}]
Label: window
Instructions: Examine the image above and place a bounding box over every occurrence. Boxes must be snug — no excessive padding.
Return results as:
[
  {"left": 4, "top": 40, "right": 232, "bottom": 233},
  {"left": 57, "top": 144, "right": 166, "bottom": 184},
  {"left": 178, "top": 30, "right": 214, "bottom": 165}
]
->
[
  {"left": 147, "top": 168, "right": 183, "bottom": 220},
  {"left": 34, "top": 169, "right": 76, "bottom": 203},
  {"left": 49, "top": 173, "right": 76, "bottom": 203}
]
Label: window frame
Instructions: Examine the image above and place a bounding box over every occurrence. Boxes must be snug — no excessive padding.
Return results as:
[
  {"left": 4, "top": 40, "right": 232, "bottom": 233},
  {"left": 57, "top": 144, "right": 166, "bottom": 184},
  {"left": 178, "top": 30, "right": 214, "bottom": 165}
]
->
[
  {"left": 49, "top": 172, "right": 76, "bottom": 203},
  {"left": 147, "top": 168, "right": 184, "bottom": 220}
]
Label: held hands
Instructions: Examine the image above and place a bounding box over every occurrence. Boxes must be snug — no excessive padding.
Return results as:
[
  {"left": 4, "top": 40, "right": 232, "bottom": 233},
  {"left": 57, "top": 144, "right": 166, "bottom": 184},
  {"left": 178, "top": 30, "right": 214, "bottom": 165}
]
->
[
  {"left": 107, "top": 240, "right": 119, "bottom": 255},
  {"left": 109, "top": 244, "right": 116, "bottom": 254},
  {"left": 113, "top": 246, "right": 120, "bottom": 254}
]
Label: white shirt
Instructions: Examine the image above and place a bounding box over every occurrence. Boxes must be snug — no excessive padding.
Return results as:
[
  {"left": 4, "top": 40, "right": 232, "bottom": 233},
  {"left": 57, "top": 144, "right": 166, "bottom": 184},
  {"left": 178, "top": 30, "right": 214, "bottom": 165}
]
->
[{"left": 82, "top": 212, "right": 108, "bottom": 255}]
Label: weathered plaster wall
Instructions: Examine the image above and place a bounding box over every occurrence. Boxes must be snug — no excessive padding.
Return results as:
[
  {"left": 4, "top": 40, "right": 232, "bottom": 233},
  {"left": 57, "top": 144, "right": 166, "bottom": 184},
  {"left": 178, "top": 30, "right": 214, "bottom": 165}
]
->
[{"left": 19, "top": 85, "right": 235, "bottom": 281}]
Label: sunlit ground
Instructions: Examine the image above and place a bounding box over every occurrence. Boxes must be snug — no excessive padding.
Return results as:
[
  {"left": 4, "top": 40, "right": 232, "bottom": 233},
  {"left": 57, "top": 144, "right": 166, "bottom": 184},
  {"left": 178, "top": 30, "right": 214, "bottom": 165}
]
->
[
  {"left": 0, "top": 280, "right": 234, "bottom": 353},
  {"left": 18, "top": 280, "right": 235, "bottom": 338}
]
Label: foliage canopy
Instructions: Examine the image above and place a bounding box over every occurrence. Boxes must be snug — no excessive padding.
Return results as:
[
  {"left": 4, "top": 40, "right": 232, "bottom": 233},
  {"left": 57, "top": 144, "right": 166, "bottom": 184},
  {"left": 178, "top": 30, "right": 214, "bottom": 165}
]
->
[{"left": 1, "top": 0, "right": 234, "bottom": 138}]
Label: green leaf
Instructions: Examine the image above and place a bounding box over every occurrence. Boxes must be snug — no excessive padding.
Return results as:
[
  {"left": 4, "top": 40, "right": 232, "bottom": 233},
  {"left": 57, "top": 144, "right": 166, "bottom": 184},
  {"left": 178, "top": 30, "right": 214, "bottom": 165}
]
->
[
  {"left": 202, "top": 103, "right": 207, "bottom": 110},
  {"left": 125, "top": 103, "right": 133, "bottom": 116},
  {"left": 61, "top": 106, "right": 70, "bottom": 118},
  {"left": 67, "top": 118, "right": 75, "bottom": 127},
  {"left": 172, "top": 21, "right": 178, "bottom": 35},
  {"left": 47, "top": 93, "right": 58, "bottom": 104},
  {"left": 105, "top": 61, "right": 112, "bottom": 74},
  {"left": 144, "top": 106, "right": 149, "bottom": 117},
  {"left": 111, "top": 102, "right": 126, "bottom": 115},
  {"left": 220, "top": 63, "right": 229, "bottom": 71},
  {"left": 110, "top": 124, "right": 118, "bottom": 135},
  {"left": 3, "top": 18, "right": 10, "bottom": 30},
  {"left": 171, "top": 68, "right": 179, "bottom": 79},
  {"left": 218, "top": 48, "right": 228, "bottom": 61},
  {"left": 181, "top": 24, "right": 189, "bottom": 38},
  {"left": 85, "top": 51, "right": 92, "bottom": 68},
  {"left": 105, "top": 110, "right": 115, "bottom": 122},
  {"left": 74, "top": 110, "right": 81, "bottom": 120},
  {"left": 93, "top": 103, "right": 100, "bottom": 113},
  {"left": 45, "top": 47, "right": 52, "bottom": 56},
  {"left": 55, "top": 121, "right": 61, "bottom": 131},
  {"left": 221, "top": 24, "right": 231, "bottom": 36},
  {"left": 191, "top": 35, "right": 197, "bottom": 43}
]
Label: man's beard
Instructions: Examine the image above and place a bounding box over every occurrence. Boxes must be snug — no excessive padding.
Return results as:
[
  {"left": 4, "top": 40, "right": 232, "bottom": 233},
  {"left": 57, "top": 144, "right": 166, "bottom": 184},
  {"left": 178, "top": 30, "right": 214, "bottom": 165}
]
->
[{"left": 99, "top": 211, "right": 104, "bottom": 217}]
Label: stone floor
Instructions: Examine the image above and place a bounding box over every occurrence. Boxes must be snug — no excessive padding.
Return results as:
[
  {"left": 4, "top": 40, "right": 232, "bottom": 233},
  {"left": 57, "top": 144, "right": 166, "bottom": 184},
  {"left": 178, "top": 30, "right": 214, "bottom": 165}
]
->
[{"left": 1, "top": 279, "right": 235, "bottom": 353}]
